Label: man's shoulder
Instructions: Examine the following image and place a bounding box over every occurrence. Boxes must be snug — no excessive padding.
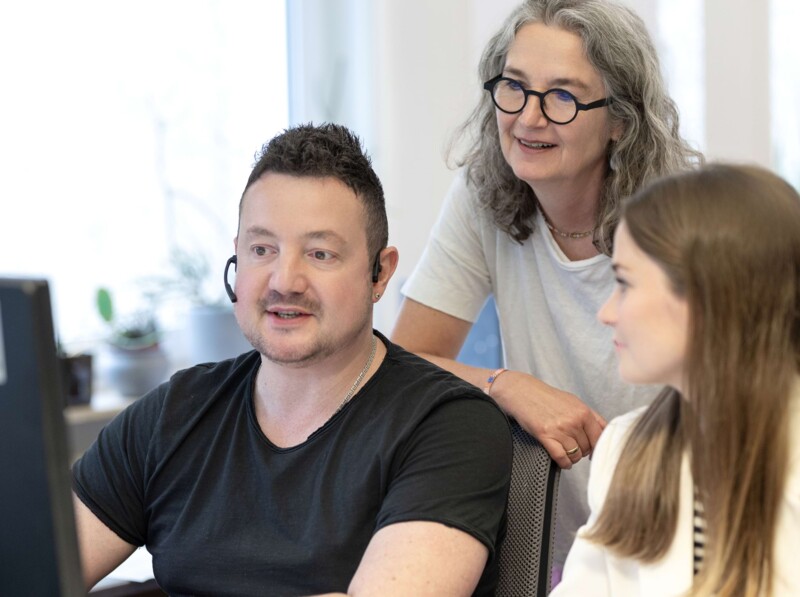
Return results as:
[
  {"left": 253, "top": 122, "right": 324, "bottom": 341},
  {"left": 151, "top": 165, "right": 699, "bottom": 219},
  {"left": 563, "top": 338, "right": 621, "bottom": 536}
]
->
[
  {"left": 376, "top": 332, "right": 505, "bottom": 417},
  {"left": 172, "top": 348, "right": 258, "bottom": 383},
  {"left": 129, "top": 349, "right": 260, "bottom": 420},
  {"left": 382, "top": 335, "right": 482, "bottom": 392}
]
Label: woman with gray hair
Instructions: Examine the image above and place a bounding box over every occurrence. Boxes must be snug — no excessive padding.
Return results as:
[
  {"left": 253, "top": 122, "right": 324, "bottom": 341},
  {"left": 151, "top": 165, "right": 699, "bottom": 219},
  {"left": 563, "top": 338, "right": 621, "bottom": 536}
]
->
[{"left": 391, "top": 0, "right": 701, "bottom": 572}]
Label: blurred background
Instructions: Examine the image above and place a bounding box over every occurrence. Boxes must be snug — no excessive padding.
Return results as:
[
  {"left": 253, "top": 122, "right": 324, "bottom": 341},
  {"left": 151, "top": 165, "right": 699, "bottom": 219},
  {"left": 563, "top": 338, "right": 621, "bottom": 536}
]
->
[{"left": 1, "top": 0, "right": 797, "bottom": 371}]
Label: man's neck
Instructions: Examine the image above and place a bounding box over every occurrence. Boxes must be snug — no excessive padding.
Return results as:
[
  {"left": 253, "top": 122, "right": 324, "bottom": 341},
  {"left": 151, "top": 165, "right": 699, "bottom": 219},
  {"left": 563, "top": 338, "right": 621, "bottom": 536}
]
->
[{"left": 252, "top": 332, "right": 383, "bottom": 448}]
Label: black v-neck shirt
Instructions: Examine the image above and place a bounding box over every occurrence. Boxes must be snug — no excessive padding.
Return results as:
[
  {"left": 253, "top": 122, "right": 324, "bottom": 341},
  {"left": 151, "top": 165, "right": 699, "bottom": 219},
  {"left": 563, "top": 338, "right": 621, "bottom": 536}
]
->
[{"left": 74, "top": 332, "right": 512, "bottom": 596}]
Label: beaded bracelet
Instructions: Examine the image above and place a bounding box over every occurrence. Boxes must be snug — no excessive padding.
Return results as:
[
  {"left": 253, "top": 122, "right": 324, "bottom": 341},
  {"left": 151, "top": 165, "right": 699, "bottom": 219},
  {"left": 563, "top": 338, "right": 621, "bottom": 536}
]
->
[{"left": 483, "top": 368, "right": 508, "bottom": 396}]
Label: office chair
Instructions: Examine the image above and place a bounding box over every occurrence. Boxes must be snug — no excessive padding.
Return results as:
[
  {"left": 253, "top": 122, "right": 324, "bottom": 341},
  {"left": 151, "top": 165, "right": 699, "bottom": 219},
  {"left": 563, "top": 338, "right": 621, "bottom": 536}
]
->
[{"left": 496, "top": 420, "right": 560, "bottom": 597}]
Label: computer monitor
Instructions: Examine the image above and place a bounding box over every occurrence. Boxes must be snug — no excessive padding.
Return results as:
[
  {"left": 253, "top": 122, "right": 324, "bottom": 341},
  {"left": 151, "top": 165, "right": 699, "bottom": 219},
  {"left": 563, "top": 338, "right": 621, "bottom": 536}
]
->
[{"left": 0, "top": 278, "right": 84, "bottom": 596}]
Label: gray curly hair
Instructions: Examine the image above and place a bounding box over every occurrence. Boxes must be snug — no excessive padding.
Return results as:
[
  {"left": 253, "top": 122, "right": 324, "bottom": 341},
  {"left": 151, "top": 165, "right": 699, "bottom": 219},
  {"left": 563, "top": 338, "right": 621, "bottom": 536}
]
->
[{"left": 452, "top": 0, "right": 702, "bottom": 254}]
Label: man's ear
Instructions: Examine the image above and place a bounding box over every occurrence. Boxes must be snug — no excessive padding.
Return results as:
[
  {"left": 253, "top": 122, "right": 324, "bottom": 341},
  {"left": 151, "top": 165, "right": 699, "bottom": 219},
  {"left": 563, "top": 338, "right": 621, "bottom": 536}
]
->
[{"left": 372, "top": 247, "right": 399, "bottom": 293}]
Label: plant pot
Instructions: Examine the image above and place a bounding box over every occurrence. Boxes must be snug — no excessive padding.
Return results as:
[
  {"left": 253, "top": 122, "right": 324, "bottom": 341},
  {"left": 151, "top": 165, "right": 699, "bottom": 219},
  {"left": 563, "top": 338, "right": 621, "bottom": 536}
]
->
[
  {"left": 101, "top": 343, "right": 170, "bottom": 397},
  {"left": 186, "top": 305, "right": 252, "bottom": 364}
]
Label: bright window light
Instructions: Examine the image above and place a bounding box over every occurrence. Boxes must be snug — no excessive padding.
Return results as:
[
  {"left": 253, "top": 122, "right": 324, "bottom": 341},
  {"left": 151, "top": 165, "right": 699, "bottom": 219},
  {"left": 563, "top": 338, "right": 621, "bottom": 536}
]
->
[{"left": 0, "top": 0, "right": 288, "bottom": 349}]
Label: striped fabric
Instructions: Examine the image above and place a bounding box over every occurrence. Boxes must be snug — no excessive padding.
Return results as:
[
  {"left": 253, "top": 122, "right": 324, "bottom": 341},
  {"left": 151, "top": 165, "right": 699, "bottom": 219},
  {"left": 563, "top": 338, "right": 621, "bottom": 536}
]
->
[{"left": 693, "top": 492, "right": 706, "bottom": 575}]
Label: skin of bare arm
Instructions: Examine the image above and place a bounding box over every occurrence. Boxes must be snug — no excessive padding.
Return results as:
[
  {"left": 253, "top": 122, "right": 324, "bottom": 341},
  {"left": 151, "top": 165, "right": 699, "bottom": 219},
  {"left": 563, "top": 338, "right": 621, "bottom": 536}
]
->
[
  {"left": 307, "top": 520, "right": 488, "bottom": 597},
  {"left": 391, "top": 298, "right": 606, "bottom": 468},
  {"left": 73, "top": 493, "right": 137, "bottom": 589}
]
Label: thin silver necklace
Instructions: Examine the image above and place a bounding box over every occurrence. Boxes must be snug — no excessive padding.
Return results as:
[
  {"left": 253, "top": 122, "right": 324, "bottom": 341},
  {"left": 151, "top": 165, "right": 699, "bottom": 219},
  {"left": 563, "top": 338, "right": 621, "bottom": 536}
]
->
[
  {"left": 542, "top": 212, "right": 596, "bottom": 240},
  {"left": 333, "top": 334, "right": 377, "bottom": 414}
]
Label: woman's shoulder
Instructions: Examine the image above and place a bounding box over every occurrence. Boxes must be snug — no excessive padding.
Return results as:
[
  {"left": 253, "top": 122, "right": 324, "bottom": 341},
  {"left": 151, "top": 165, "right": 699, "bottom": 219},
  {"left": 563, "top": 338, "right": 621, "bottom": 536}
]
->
[
  {"left": 603, "top": 405, "right": 648, "bottom": 440},
  {"left": 593, "top": 405, "right": 649, "bottom": 461},
  {"left": 608, "top": 405, "right": 649, "bottom": 431},
  {"left": 444, "top": 167, "right": 481, "bottom": 207}
]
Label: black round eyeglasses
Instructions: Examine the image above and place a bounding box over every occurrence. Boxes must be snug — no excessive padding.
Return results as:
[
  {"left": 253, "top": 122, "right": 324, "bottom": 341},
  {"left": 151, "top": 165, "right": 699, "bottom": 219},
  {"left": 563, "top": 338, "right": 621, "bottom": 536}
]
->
[{"left": 483, "top": 74, "right": 612, "bottom": 125}]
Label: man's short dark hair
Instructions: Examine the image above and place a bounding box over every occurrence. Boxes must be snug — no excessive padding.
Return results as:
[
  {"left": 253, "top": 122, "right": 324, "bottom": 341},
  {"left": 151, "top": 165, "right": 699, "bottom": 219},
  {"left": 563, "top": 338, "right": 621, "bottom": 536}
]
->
[{"left": 241, "top": 123, "right": 388, "bottom": 258}]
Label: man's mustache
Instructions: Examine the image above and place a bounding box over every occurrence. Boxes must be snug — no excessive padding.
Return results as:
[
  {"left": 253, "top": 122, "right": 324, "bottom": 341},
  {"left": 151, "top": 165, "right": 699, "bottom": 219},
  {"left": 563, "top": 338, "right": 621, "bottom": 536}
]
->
[{"left": 258, "top": 290, "right": 319, "bottom": 313}]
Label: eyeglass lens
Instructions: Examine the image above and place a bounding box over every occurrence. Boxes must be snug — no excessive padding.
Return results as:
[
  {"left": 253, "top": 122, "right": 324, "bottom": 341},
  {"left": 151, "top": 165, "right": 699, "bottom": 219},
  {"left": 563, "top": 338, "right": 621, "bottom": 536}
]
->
[{"left": 492, "top": 79, "right": 578, "bottom": 124}]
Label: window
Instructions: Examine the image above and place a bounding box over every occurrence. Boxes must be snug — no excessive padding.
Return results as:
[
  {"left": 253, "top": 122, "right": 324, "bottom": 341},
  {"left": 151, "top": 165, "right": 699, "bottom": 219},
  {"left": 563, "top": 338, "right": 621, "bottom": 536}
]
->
[{"left": 0, "top": 0, "right": 288, "bottom": 349}]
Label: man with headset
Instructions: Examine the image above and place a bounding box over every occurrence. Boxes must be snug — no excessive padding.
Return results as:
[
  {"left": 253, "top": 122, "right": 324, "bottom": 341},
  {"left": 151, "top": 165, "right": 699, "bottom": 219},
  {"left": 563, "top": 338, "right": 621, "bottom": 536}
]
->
[{"left": 72, "top": 123, "right": 512, "bottom": 596}]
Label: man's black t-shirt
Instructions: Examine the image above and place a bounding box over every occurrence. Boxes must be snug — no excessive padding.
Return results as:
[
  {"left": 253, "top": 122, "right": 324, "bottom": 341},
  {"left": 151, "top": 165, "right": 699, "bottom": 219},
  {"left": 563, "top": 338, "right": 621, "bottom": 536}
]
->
[{"left": 73, "top": 332, "right": 512, "bottom": 596}]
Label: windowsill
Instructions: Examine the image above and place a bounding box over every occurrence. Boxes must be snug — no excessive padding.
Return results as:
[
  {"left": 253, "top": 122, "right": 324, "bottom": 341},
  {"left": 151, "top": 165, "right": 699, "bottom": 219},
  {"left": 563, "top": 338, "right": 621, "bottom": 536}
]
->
[
  {"left": 65, "top": 389, "right": 137, "bottom": 422},
  {"left": 65, "top": 389, "right": 138, "bottom": 462}
]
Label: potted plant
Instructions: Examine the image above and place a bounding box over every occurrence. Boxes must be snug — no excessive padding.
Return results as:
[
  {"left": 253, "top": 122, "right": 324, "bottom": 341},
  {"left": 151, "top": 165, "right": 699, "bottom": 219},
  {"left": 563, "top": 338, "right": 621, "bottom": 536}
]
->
[
  {"left": 95, "top": 287, "right": 170, "bottom": 397},
  {"left": 142, "top": 249, "right": 252, "bottom": 364}
]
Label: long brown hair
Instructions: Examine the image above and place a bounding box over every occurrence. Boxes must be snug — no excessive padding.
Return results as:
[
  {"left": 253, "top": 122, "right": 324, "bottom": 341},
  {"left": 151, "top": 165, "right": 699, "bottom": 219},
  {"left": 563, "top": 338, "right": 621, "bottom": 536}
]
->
[
  {"left": 450, "top": 0, "right": 702, "bottom": 253},
  {"left": 586, "top": 164, "right": 800, "bottom": 595}
]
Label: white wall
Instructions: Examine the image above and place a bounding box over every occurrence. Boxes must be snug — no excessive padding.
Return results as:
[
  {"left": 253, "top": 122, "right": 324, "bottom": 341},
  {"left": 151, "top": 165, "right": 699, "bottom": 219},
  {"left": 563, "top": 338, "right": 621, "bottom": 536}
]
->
[
  {"left": 288, "top": 0, "right": 519, "bottom": 331},
  {"left": 371, "top": 1, "right": 490, "bottom": 323},
  {"left": 705, "top": 0, "right": 771, "bottom": 166}
]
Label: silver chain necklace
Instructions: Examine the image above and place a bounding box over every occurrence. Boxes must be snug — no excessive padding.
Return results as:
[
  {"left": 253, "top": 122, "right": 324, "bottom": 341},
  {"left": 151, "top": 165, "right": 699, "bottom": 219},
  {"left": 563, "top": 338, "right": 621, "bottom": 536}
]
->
[{"left": 333, "top": 334, "right": 377, "bottom": 414}]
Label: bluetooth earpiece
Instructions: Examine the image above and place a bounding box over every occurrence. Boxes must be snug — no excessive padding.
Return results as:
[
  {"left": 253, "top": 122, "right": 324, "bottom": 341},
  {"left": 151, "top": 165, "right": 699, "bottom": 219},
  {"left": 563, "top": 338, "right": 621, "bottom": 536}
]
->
[
  {"left": 371, "top": 252, "right": 382, "bottom": 284},
  {"left": 224, "top": 255, "right": 238, "bottom": 303}
]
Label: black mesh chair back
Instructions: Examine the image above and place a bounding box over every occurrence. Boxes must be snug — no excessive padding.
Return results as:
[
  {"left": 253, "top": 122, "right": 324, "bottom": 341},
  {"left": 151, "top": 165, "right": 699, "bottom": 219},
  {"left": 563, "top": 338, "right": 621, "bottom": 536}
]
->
[{"left": 496, "top": 421, "right": 560, "bottom": 597}]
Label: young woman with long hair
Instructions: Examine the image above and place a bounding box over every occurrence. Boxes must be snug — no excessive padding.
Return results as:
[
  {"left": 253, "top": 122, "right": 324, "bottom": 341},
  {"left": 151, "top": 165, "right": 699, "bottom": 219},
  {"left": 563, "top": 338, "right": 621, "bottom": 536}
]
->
[{"left": 553, "top": 163, "right": 800, "bottom": 595}]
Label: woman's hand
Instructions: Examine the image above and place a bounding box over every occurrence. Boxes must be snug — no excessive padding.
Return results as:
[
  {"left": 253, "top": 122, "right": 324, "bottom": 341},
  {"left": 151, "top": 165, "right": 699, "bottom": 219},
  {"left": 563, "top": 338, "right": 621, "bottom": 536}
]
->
[{"left": 487, "top": 369, "right": 606, "bottom": 469}]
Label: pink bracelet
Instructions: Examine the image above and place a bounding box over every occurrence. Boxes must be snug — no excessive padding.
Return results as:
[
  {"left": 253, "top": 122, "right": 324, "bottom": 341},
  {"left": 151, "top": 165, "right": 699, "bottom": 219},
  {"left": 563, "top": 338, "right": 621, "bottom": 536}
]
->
[{"left": 483, "top": 368, "right": 508, "bottom": 396}]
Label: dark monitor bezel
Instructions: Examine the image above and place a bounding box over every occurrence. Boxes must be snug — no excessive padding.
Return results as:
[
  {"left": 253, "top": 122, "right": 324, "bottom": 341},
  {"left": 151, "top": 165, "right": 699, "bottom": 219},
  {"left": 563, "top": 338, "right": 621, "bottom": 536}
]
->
[{"left": 0, "top": 278, "right": 84, "bottom": 596}]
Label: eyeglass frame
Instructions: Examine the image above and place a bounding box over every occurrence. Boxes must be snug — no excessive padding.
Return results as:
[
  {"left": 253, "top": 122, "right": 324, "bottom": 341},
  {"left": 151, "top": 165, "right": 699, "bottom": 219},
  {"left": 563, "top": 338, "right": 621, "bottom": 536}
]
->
[{"left": 483, "top": 74, "right": 612, "bottom": 125}]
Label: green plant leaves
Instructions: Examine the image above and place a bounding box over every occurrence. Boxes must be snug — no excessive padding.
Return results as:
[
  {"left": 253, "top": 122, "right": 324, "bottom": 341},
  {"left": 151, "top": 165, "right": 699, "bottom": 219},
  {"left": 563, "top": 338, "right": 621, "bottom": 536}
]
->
[{"left": 96, "top": 287, "right": 114, "bottom": 323}]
